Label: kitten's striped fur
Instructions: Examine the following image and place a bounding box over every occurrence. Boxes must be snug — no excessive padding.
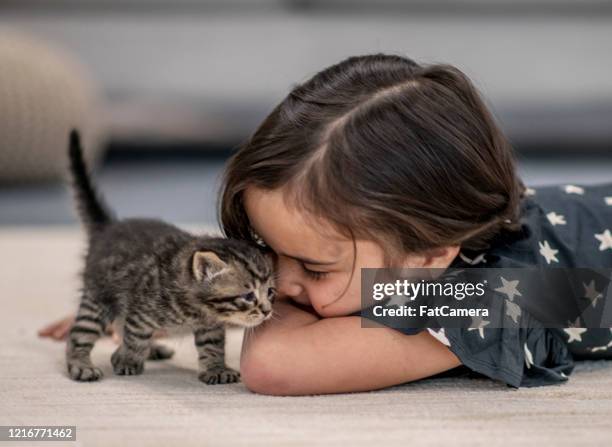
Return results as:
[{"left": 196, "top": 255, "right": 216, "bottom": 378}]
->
[{"left": 65, "top": 131, "right": 275, "bottom": 384}]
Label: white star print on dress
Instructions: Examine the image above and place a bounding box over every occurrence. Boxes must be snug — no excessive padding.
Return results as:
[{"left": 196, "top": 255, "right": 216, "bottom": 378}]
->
[
  {"left": 386, "top": 294, "right": 407, "bottom": 308},
  {"left": 538, "top": 240, "right": 559, "bottom": 264},
  {"left": 441, "top": 268, "right": 465, "bottom": 282},
  {"left": 525, "top": 188, "right": 536, "bottom": 196},
  {"left": 564, "top": 184, "right": 585, "bottom": 195},
  {"left": 427, "top": 328, "right": 451, "bottom": 347},
  {"left": 458, "top": 252, "right": 486, "bottom": 265},
  {"left": 605, "top": 197, "right": 612, "bottom": 206},
  {"left": 524, "top": 343, "right": 534, "bottom": 369},
  {"left": 546, "top": 211, "right": 566, "bottom": 226},
  {"left": 594, "top": 229, "right": 612, "bottom": 251},
  {"left": 588, "top": 331, "right": 612, "bottom": 353},
  {"left": 495, "top": 277, "right": 522, "bottom": 301},
  {"left": 467, "top": 316, "right": 490, "bottom": 339},
  {"left": 589, "top": 339, "right": 612, "bottom": 353},
  {"left": 564, "top": 327, "right": 587, "bottom": 343},
  {"left": 567, "top": 317, "right": 582, "bottom": 328},
  {"left": 582, "top": 280, "right": 603, "bottom": 308},
  {"left": 505, "top": 299, "right": 521, "bottom": 324}
]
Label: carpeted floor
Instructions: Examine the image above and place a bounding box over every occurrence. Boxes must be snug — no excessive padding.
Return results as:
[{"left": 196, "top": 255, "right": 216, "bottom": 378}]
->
[{"left": 2, "top": 226, "right": 612, "bottom": 446}]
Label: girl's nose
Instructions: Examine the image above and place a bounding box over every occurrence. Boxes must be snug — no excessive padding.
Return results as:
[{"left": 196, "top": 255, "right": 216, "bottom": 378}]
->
[
  {"left": 276, "top": 278, "right": 304, "bottom": 299},
  {"left": 275, "top": 259, "right": 305, "bottom": 299}
]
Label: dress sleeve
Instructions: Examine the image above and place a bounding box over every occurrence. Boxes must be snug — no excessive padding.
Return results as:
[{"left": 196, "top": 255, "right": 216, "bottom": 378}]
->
[
  {"left": 441, "top": 325, "right": 574, "bottom": 388},
  {"left": 350, "top": 305, "right": 575, "bottom": 388}
]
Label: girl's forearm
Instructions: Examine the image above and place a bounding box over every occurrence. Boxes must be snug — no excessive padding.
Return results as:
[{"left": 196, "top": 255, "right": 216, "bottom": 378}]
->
[{"left": 240, "top": 301, "right": 461, "bottom": 396}]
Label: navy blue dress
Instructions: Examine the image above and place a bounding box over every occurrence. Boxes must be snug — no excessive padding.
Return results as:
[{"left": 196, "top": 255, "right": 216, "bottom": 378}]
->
[{"left": 383, "top": 182, "right": 612, "bottom": 388}]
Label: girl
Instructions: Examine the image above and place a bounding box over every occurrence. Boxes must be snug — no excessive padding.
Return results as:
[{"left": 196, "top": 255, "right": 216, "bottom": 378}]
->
[{"left": 41, "top": 53, "right": 612, "bottom": 395}]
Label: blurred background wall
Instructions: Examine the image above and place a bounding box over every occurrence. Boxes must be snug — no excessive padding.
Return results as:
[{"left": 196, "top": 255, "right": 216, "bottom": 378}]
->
[{"left": 1, "top": 0, "right": 611, "bottom": 227}]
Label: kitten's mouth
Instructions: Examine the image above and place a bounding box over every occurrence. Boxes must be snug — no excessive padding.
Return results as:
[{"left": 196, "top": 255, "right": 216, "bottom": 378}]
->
[
  {"left": 221, "top": 313, "right": 268, "bottom": 328},
  {"left": 238, "top": 318, "right": 266, "bottom": 328}
]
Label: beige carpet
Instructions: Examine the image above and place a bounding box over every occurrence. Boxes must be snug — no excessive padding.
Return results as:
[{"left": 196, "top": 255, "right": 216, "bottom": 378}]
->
[{"left": 2, "top": 226, "right": 612, "bottom": 447}]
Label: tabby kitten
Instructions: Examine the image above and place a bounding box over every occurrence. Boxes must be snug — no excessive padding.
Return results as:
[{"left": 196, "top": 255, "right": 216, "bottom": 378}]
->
[{"left": 65, "top": 131, "right": 275, "bottom": 384}]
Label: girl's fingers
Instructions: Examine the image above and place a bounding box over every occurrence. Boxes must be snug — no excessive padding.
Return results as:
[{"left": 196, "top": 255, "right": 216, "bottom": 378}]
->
[
  {"left": 38, "top": 320, "right": 63, "bottom": 336},
  {"left": 51, "top": 328, "right": 68, "bottom": 340},
  {"left": 38, "top": 315, "right": 75, "bottom": 341},
  {"left": 51, "top": 318, "right": 73, "bottom": 340},
  {"left": 37, "top": 325, "right": 55, "bottom": 336}
]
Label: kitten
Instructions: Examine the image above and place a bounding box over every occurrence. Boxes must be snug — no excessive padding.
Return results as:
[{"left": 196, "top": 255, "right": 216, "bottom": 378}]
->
[{"left": 65, "top": 130, "right": 275, "bottom": 384}]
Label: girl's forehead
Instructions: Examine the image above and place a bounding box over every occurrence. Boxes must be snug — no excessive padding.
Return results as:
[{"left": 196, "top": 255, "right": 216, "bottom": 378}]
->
[{"left": 244, "top": 186, "right": 348, "bottom": 259}]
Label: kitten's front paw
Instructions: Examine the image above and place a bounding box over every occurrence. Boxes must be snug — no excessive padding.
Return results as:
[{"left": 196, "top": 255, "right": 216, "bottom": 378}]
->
[
  {"left": 198, "top": 367, "right": 241, "bottom": 385},
  {"left": 67, "top": 362, "right": 103, "bottom": 382},
  {"left": 111, "top": 351, "right": 144, "bottom": 376}
]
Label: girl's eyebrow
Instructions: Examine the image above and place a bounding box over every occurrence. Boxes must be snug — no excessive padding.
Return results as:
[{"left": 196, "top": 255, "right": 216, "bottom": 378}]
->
[{"left": 281, "top": 252, "right": 338, "bottom": 266}]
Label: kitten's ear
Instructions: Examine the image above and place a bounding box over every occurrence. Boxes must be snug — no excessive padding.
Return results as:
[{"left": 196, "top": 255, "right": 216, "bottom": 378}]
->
[{"left": 192, "top": 251, "right": 228, "bottom": 281}]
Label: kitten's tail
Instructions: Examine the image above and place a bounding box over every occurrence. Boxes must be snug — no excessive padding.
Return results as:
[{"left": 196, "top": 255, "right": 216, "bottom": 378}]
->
[{"left": 68, "top": 130, "right": 114, "bottom": 232}]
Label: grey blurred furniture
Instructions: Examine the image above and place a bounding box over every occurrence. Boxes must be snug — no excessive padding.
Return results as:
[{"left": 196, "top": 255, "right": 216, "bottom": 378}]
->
[
  {"left": 2, "top": 0, "right": 612, "bottom": 152},
  {"left": 0, "top": 32, "right": 104, "bottom": 183}
]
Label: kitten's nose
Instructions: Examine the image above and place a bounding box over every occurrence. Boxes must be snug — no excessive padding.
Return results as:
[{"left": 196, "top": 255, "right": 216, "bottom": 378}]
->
[{"left": 260, "top": 301, "right": 272, "bottom": 313}]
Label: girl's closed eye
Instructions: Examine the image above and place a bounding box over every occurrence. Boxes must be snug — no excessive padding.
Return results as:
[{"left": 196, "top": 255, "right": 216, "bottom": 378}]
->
[{"left": 300, "top": 263, "right": 329, "bottom": 281}]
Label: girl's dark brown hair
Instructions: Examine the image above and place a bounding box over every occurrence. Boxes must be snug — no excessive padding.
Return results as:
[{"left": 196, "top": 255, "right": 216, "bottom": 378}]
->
[{"left": 218, "top": 53, "right": 525, "bottom": 265}]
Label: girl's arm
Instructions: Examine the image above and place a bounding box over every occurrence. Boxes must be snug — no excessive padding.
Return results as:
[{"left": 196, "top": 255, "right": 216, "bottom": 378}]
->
[{"left": 240, "top": 300, "right": 461, "bottom": 396}]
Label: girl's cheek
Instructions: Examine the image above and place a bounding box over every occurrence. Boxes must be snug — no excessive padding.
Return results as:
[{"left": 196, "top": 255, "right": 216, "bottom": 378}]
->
[
  {"left": 299, "top": 283, "right": 330, "bottom": 314},
  {"left": 307, "top": 281, "right": 361, "bottom": 317},
  {"left": 290, "top": 293, "right": 311, "bottom": 306}
]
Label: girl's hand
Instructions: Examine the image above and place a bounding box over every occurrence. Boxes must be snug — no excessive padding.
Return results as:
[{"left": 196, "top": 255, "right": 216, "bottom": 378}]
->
[
  {"left": 38, "top": 314, "right": 167, "bottom": 343},
  {"left": 37, "top": 314, "right": 118, "bottom": 342},
  {"left": 37, "top": 314, "right": 75, "bottom": 341}
]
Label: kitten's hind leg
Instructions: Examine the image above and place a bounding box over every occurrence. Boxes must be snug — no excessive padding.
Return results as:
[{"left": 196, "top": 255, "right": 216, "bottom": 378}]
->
[
  {"left": 111, "top": 316, "right": 153, "bottom": 376},
  {"left": 147, "top": 343, "right": 174, "bottom": 361},
  {"left": 66, "top": 299, "right": 107, "bottom": 381},
  {"left": 194, "top": 325, "right": 240, "bottom": 385}
]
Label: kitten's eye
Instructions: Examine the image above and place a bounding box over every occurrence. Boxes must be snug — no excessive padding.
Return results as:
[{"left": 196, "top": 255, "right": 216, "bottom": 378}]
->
[{"left": 243, "top": 292, "right": 256, "bottom": 302}]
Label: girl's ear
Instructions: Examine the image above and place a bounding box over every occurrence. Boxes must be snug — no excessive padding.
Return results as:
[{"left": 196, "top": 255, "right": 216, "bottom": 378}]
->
[
  {"left": 422, "top": 246, "right": 461, "bottom": 268},
  {"left": 192, "top": 251, "right": 228, "bottom": 281}
]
